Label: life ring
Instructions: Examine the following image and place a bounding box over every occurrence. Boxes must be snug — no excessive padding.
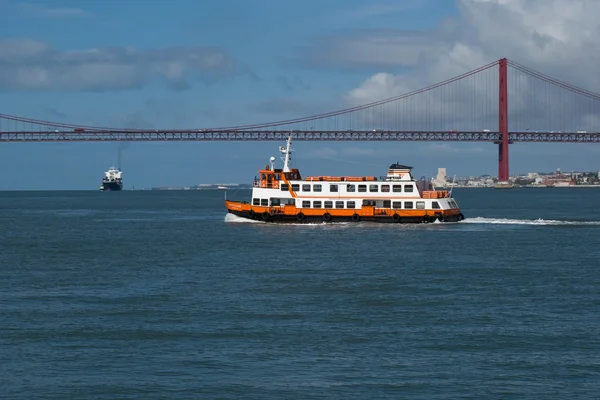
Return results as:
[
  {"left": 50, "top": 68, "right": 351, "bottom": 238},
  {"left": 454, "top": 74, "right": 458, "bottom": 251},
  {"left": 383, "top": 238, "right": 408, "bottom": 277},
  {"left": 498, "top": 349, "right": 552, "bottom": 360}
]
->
[
  {"left": 458, "top": 213, "right": 465, "bottom": 221},
  {"left": 262, "top": 211, "right": 270, "bottom": 221},
  {"left": 296, "top": 212, "right": 305, "bottom": 222},
  {"left": 351, "top": 213, "right": 360, "bottom": 222},
  {"left": 392, "top": 213, "right": 400, "bottom": 223},
  {"left": 322, "top": 212, "right": 332, "bottom": 222},
  {"left": 248, "top": 209, "right": 255, "bottom": 218}
]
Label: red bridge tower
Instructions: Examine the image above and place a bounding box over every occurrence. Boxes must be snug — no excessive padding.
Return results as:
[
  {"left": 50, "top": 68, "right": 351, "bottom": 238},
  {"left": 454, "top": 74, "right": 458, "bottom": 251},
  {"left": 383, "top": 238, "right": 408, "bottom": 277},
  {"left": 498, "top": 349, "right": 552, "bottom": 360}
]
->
[{"left": 495, "top": 58, "right": 511, "bottom": 182}]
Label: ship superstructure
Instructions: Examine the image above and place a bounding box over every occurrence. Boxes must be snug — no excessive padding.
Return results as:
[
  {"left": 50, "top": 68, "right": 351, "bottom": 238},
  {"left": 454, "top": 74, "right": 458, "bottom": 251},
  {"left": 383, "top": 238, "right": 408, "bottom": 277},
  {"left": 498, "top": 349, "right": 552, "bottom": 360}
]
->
[
  {"left": 100, "top": 166, "right": 123, "bottom": 191},
  {"left": 225, "top": 136, "right": 465, "bottom": 223}
]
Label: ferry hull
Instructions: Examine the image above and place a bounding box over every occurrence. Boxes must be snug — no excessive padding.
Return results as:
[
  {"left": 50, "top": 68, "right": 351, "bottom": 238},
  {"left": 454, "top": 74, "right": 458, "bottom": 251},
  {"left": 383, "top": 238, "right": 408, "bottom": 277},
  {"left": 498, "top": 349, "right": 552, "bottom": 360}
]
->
[
  {"left": 226, "top": 201, "right": 464, "bottom": 224},
  {"left": 224, "top": 136, "right": 466, "bottom": 225}
]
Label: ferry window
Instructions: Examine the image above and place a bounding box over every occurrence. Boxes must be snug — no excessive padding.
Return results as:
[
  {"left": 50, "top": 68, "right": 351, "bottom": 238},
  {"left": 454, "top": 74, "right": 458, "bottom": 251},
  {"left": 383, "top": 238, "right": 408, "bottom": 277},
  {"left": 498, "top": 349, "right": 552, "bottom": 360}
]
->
[
  {"left": 302, "top": 184, "right": 311, "bottom": 192},
  {"left": 271, "top": 198, "right": 281, "bottom": 206},
  {"left": 313, "top": 201, "right": 322, "bottom": 208},
  {"left": 302, "top": 201, "right": 311, "bottom": 208},
  {"left": 362, "top": 200, "right": 376, "bottom": 206},
  {"left": 392, "top": 185, "right": 402, "bottom": 192},
  {"left": 405, "top": 185, "right": 414, "bottom": 192},
  {"left": 432, "top": 201, "right": 440, "bottom": 209},
  {"left": 347, "top": 201, "right": 356, "bottom": 208},
  {"left": 275, "top": 174, "right": 281, "bottom": 180},
  {"left": 291, "top": 184, "right": 300, "bottom": 191},
  {"left": 281, "top": 183, "right": 289, "bottom": 191},
  {"left": 314, "top": 184, "right": 322, "bottom": 192},
  {"left": 347, "top": 184, "right": 355, "bottom": 192},
  {"left": 404, "top": 201, "right": 413, "bottom": 209},
  {"left": 260, "top": 199, "right": 268, "bottom": 206},
  {"left": 381, "top": 185, "right": 390, "bottom": 192},
  {"left": 253, "top": 198, "right": 260, "bottom": 206},
  {"left": 392, "top": 201, "right": 402, "bottom": 209},
  {"left": 369, "top": 184, "right": 378, "bottom": 192},
  {"left": 383, "top": 200, "right": 391, "bottom": 208},
  {"left": 416, "top": 201, "right": 425, "bottom": 209},
  {"left": 335, "top": 201, "right": 344, "bottom": 208},
  {"left": 358, "top": 185, "right": 367, "bottom": 192},
  {"left": 324, "top": 201, "right": 333, "bottom": 208},
  {"left": 330, "top": 184, "right": 338, "bottom": 192},
  {"left": 285, "top": 199, "right": 295, "bottom": 205},
  {"left": 261, "top": 174, "right": 266, "bottom": 179}
]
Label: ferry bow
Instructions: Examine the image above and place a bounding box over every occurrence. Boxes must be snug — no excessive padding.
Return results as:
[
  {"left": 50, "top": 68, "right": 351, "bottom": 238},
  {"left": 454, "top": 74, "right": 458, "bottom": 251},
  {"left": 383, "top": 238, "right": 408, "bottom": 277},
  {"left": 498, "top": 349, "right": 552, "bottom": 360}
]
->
[{"left": 225, "top": 137, "right": 465, "bottom": 223}]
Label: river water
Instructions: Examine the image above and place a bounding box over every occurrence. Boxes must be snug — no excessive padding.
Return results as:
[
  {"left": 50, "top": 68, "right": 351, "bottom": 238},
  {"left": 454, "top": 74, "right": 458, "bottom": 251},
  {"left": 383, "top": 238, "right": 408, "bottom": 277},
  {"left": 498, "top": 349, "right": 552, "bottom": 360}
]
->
[{"left": 1, "top": 188, "right": 599, "bottom": 399}]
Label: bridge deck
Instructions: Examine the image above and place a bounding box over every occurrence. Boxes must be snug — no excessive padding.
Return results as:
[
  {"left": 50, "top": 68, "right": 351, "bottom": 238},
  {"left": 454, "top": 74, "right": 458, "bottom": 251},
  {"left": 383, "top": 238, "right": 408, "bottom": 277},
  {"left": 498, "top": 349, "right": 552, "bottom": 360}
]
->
[{"left": 0, "top": 130, "right": 599, "bottom": 142}]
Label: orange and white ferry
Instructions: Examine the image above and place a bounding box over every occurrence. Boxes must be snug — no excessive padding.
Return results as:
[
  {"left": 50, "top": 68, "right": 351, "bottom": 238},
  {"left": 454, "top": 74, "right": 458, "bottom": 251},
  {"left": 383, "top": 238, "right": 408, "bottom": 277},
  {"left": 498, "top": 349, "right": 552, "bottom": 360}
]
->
[{"left": 225, "top": 136, "right": 465, "bottom": 223}]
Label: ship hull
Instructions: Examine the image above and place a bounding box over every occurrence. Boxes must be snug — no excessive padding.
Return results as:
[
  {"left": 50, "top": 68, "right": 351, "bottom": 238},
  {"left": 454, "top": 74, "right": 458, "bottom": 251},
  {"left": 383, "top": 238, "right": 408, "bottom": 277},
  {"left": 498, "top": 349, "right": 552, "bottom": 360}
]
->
[
  {"left": 100, "top": 181, "right": 123, "bottom": 191},
  {"left": 225, "top": 201, "right": 464, "bottom": 224}
]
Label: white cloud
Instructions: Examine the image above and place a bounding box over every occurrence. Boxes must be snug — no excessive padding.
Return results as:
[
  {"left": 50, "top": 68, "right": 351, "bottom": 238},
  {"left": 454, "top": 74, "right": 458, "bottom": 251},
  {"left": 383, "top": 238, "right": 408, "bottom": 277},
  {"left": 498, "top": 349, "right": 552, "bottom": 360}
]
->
[
  {"left": 307, "top": 0, "right": 600, "bottom": 133},
  {"left": 303, "top": 30, "right": 450, "bottom": 71},
  {"left": 0, "top": 39, "right": 240, "bottom": 91}
]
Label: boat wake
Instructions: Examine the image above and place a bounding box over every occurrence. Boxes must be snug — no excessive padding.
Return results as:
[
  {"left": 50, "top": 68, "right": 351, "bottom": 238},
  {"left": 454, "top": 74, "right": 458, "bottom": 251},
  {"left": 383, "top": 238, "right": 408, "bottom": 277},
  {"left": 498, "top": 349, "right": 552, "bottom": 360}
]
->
[
  {"left": 224, "top": 213, "right": 349, "bottom": 226},
  {"left": 224, "top": 213, "right": 265, "bottom": 223},
  {"left": 462, "top": 217, "right": 600, "bottom": 226}
]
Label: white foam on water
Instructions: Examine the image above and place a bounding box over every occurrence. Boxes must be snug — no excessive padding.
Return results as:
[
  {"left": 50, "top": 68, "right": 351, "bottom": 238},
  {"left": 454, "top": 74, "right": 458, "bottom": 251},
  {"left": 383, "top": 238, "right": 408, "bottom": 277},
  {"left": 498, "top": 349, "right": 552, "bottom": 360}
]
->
[
  {"left": 461, "top": 217, "right": 600, "bottom": 226},
  {"left": 224, "top": 213, "right": 264, "bottom": 223},
  {"left": 225, "top": 213, "right": 359, "bottom": 227},
  {"left": 224, "top": 213, "right": 350, "bottom": 226}
]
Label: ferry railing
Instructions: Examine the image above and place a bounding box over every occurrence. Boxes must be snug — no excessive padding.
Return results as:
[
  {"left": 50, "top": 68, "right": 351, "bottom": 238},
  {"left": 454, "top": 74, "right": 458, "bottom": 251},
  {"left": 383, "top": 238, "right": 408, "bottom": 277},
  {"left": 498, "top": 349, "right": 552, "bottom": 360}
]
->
[
  {"left": 254, "top": 181, "right": 280, "bottom": 189},
  {"left": 421, "top": 190, "right": 450, "bottom": 199}
]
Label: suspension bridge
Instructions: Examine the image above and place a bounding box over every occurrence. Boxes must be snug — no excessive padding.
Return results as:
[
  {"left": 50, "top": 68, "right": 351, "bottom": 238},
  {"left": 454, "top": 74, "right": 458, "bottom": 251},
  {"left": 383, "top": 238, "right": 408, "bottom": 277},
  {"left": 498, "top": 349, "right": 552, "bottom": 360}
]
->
[{"left": 1, "top": 58, "right": 600, "bottom": 182}]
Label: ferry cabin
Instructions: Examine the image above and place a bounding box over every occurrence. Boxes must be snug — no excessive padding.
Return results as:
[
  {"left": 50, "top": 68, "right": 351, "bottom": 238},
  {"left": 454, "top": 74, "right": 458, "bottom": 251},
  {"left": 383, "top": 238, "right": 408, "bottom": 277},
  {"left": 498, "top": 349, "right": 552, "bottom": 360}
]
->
[{"left": 227, "top": 162, "right": 464, "bottom": 223}]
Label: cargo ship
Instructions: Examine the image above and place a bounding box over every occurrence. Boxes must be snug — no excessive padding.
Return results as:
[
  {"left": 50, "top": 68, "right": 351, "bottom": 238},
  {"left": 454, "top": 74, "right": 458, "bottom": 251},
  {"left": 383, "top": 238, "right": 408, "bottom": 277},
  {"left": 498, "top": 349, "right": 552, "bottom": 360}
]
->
[
  {"left": 99, "top": 166, "right": 123, "bottom": 191},
  {"left": 225, "top": 136, "right": 465, "bottom": 223}
]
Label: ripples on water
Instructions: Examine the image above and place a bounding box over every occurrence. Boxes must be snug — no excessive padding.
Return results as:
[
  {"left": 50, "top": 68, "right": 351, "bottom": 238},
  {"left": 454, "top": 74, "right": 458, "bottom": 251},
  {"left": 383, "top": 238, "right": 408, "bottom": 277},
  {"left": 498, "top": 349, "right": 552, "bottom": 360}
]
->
[{"left": 1, "top": 189, "right": 600, "bottom": 399}]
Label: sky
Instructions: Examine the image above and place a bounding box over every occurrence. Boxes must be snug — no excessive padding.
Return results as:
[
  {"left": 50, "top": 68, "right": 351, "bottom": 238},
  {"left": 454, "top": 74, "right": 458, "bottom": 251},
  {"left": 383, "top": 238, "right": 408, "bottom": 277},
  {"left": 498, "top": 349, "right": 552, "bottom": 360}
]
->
[{"left": 1, "top": 0, "right": 600, "bottom": 189}]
